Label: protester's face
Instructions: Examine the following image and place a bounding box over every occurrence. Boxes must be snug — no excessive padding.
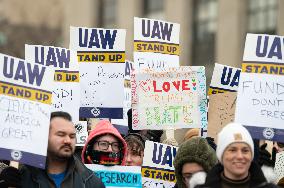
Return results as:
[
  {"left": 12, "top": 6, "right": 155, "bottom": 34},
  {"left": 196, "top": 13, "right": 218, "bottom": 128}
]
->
[
  {"left": 125, "top": 147, "right": 144, "bottom": 166},
  {"left": 48, "top": 117, "right": 76, "bottom": 160},
  {"left": 93, "top": 134, "right": 120, "bottom": 152},
  {"left": 182, "top": 162, "right": 204, "bottom": 188},
  {"left": 223, "top": 142, "right": 252, "bottom": 180}
]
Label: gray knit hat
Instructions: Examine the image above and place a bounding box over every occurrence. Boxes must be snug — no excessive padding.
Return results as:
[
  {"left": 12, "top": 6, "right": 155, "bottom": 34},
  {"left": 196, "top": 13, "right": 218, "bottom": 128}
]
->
[{"left": 174, "top": 137, "right": 218, "bottom": 188}]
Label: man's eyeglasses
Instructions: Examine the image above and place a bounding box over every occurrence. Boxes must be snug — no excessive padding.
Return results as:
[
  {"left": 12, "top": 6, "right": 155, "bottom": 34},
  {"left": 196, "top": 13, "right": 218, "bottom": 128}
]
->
[{"left": 95, "top": 141, "right": 121, "bottom": 152}]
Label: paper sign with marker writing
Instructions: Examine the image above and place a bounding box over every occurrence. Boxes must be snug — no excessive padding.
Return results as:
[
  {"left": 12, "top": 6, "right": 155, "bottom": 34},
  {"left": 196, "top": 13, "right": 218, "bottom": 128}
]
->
[
  {"left": 70, "top": 26, "right": 126, "bottom": 119},
  {"left": 131, "top": 66, "right": 201, "bottom": 130},
  {"left": 112, "top": 60, "right": 133, "bottom": 127},
  {"left": 235, "top": 72, "right": 284, "bottom": 142},
  {"left": 86, "top": 164, "right": 142, "bottom": 188},
  {"left": 242, "top": 33, "right": 284, "bottom": 75},
  {"left": 0, "top": 53, "right": 54, "bottom": 168},
  {"left": 208, "top": 63, "right": 241, "bottom": 95},
  {"left": 25, "top": 44, "right": 80, "bottom": 121},
  {"left": 142, "top": 141, "right": 178, "bottom": 188},
  {"left": 133, "top": 17, "right": 180, "bottom": 70},
  {"left": 74, "top": 121, "right": 88, "bottom": 146}
]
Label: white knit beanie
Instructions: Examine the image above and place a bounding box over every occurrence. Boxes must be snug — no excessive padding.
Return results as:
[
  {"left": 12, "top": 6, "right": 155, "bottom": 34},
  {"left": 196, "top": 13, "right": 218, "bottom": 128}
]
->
[{"left": 216, "top": 122, "right": 254, "bottom": 163}]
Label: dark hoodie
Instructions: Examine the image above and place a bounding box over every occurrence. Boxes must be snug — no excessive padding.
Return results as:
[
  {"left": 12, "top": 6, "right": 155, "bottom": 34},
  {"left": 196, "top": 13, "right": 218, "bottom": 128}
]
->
[{"left": 82, "top": 120, "right": 127, "bottom": 165}]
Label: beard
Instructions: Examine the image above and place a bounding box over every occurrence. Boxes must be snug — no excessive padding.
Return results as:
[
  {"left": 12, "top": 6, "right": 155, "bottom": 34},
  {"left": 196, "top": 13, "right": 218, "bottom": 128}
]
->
[{"left": 48, "top": 144, "right": 75, "bottom": 161}]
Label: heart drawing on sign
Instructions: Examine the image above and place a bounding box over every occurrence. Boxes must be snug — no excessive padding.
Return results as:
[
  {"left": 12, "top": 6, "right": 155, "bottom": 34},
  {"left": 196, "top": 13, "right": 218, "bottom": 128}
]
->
[{"left": 139, "top": 80, "right": 150, "bottom": 92}]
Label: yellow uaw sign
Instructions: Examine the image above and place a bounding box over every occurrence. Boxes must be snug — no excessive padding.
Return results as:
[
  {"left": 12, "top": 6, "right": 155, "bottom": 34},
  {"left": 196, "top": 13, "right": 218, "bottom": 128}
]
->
[
  {"left": 77, "top": 51, "right": 125, "bottom": 63},
  {"left": 54, "top": 71, "right": 79, "bottom": 82},
  {"left": 0, "top": 81, "right": 52, "bottom": 104},
  {"left": 242, "top": 61, "right": 284, "bottom": 75},
  {"left": 141, "top": 166, "right": 176, "bottom": 183},
  {"left": 134, "top": 40, "right": 180, "bottom": 55}
]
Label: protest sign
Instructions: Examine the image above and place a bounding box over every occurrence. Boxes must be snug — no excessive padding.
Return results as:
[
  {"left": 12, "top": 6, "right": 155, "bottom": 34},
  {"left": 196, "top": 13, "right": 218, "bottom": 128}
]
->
[
  {"left": 74, "top": 121, "right": 88, "bottom": 146},
  {"left": 70, "top": 26, "right": 125, "bottom": 119},
  {"left": 235, "top": 72, "right": 284, "bottom": 141},
  {"left": 237, "top": 33, "right": 284, "bottom": 141},
  {"left": 25, "top": 44, "right": 80, "bottom": 121},
  {"left": 242, "top": 33, "right": 284, "bottom": 75},
  {"left": 131, "top": 66, "right": 201, "bottom": 130},
  {"left": 133, "top": 17, "right": 180, "bottom": 70},
  {"left": 0, "top": 53, "right": 54, "bottom": 168},
  {"left": 112, "top": 60, "right": 133, "bottom": 128},
  {"left": 86, "top": 164, "right": 142, "bottom": 188},
  {"left": 142, "top": 141, "right": 177, "bottom": 188},
  {"left": 208, "top": 92, "right": 237, "bottom": 140},
  {"left": 208, "top": 63, "right": 241, "bottom": 95}
]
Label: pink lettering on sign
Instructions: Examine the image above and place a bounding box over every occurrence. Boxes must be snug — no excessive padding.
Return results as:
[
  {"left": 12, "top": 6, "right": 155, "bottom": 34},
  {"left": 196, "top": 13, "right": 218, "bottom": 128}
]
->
[{"left": 153, "top": 80, "right": 190, "bottom": 92}]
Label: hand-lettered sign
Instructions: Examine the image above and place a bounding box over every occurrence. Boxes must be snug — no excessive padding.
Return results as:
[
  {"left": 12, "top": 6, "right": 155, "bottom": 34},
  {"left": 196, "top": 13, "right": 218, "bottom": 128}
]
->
[
  {"left": 112, "top": 60, "right": 133, "bottom": 127},
  {"left": 142, "top": 141, "right": 178, "bottom": 188},
  {"left": 70, "top": 26, "right": 126, "bottom": 119},
  {"left": 131, "top": 66, "right": 201, "bottom": 130},
  {"left": 208, "top": 92, "right": 237, "bottom": 141},
  {"left": 235, "top": 72, "right": 284, "bottom": 142},
  {"left": 0, "top": 53, "right": 54, "bottom": 168},
  {"left": 25, "top": 44, "right": 80, "bottom": 121},
  {"left": 133, "top": 17, "right": 180, "bottom": 70},
  {"left": 86, "top": 164, "right": 142, "bottom": 188},
  {"left": 208, "top": 63, "right": 241, "bottom": 95},
  {"left": 238, "top": 33, "right": 284, "bottom": 142}
]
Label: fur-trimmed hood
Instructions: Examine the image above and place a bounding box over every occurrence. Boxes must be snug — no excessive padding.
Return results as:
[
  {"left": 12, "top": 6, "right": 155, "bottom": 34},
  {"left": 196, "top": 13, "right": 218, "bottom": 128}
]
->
[{"left": 190, "top": 162, "right": 278, "bottom": 188}]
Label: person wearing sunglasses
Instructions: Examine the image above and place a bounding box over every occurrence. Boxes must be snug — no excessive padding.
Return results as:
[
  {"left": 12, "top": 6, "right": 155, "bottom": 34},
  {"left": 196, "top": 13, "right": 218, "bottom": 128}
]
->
[{"left": 82, "top": 120, "right": 127, "bottom": 165}]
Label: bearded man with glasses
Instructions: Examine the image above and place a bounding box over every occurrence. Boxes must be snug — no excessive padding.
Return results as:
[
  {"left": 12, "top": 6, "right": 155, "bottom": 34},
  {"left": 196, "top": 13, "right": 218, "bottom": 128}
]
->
[{"left": 82, "top": 120, "right": 127, "bottom": 166}]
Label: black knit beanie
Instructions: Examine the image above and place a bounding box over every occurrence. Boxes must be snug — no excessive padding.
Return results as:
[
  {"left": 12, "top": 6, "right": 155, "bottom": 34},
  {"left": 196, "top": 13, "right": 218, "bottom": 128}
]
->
[{"left": 174, "top": 137, "right": 218, "bottom": 188}]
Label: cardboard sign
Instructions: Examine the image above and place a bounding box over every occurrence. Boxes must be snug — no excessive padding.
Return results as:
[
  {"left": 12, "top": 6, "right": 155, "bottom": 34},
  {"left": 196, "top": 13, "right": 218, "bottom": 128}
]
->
[
  {"left": 70, "top": 26, "right": 126, "bottom": 119},
  {"left": 25, "top": 44, "right": 80, "bottom": 121},
  {"left": 86, "top": 164, "right": 142, "bottom": 188},
  {"left": 74, "top": 121, "right": 88, "bottom": 146},
  {"left": 235, "top": 72, "right": 284, "bottom": 141},
  {"left": 131, "top": 66, "right": 201, "bottom": 130},
  {"left": 142, "top": 141, "right": 178, "bottom": 188},
  {"left": 0, "top": 53, "right": 54, "bottom": 168},
  {"left": 209, "top": 63, "right": 241, "bottom": 95},
  {"left": 133, "top": 17, "right": 180, "bottom": 70},
  {"left": 242, "top": 33, "right": 284, "bottom": 75},
  {"left": 208, "top": 92, "right": 237, "bottom": 140}
]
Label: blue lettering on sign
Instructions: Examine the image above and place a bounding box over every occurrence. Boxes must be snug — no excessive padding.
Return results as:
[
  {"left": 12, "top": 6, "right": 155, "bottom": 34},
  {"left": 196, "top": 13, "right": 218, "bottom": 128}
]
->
[
  {"left": 142, "top": 19, "right": 173, "bottom": 41},
  {"left": 3, "top": 56, "right": 46, "bottom": 86},
  {"left": 35, "top": 46, "right": 70, "bottom": 68},
  {"left": 256, "top": 35, "right": 283, "bottom": 60},
  {"left": 95, "top": 171, "right": 141, "bottom": 187},
  {"left": 221, "top": 67, "right": 240, "bottom": 87},
  {"left": 152, "top": 143, "right": 176, "bottom": 167},
  {"left": 79, "top": 28, "right": 117, "bottom": 49},
  {"left": 125, "top": 61, "right": 133, "bottom": 77}
]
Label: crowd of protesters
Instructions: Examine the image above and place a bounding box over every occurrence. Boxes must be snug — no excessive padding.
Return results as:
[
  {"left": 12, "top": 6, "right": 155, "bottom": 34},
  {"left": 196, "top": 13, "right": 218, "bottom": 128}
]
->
[{"left": 0, "top": 110, "right": 283, "bottom": 188}]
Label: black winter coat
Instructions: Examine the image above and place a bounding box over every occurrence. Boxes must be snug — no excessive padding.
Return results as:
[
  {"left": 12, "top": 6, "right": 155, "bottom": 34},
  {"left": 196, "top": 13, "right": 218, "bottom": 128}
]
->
[
  {"left": 20, "top": 156, "right": 105, "bottom": 188},
  {"left": 195, "top": 162, "right": 278, "bottom": 188}
]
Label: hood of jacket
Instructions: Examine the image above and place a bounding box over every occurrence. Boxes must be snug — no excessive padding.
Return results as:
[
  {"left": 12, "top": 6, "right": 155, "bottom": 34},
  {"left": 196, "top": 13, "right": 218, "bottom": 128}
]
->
[
  {"left": 190, "top": 162, "right": 277, "bottom": 188},
  {"left": 81, "top": 120, "right": 127, "bottom": 165}
]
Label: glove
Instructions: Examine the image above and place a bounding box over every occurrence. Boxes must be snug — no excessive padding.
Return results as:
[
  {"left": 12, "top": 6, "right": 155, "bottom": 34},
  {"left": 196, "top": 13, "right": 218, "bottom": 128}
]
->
[
  {"left": 258, "top": 143, "right": 275, "bottom": 167},
  {"left": 206, "top": 137, "right": 216, "bottom": 151},
  {"left": 0, "top": 166, "right": 21, "bottom": 188}
]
